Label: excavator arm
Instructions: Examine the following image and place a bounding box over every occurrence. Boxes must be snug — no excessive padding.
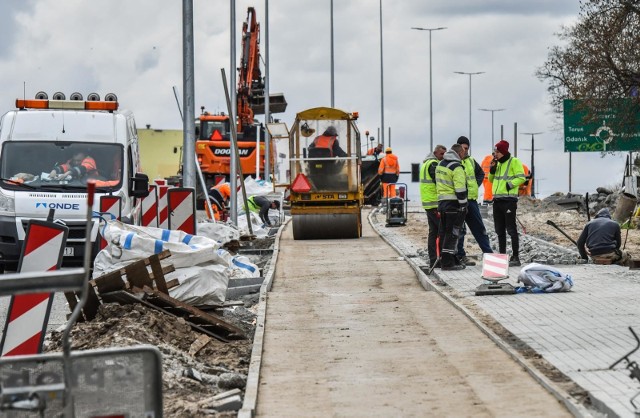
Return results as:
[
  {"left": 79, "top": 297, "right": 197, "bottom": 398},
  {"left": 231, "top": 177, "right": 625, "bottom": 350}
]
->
[{"left": 237, "top": 7, "right": 263, "bottom": 133}]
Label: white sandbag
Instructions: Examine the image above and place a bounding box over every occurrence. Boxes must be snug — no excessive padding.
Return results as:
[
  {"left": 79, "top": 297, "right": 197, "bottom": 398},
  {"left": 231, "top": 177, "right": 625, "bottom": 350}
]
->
[
  {"left": 197, "top": 221, "right": 240, "bottom": 244},
  {"left": 235, "top": 211, "right": 270, "bottom": 237},
  {"left": 93, "top": 221, "right": 222, "bottom": 277},
  {"left": 166, "top": 265, "right": 229, "bottom": 305},
  {"left": 214, "top": 248, "right": 260, "bottom": 278},
  {"left": 242, "top": 177, "right": 273, "bottom": 197},
  {"left": 517, "top": 263, "right": 574, "bottom": 293}
]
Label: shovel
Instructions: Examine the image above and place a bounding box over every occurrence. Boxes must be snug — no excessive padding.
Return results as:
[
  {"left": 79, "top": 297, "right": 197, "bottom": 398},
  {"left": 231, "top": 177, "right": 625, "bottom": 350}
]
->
[{"left": 546, "top": 219, "right": 579, "bottom": 248}]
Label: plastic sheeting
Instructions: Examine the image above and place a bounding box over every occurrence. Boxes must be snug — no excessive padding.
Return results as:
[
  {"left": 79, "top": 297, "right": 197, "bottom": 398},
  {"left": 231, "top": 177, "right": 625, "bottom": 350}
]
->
[{"left": 93, "top": 221, "right": 259, "bottom": 305}]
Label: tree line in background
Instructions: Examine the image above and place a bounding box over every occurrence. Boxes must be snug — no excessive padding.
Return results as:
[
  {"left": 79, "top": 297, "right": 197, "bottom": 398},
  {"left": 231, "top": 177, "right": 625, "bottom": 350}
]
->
[{"left": 537, "top": 0, "right": 640, "bottom": 131}]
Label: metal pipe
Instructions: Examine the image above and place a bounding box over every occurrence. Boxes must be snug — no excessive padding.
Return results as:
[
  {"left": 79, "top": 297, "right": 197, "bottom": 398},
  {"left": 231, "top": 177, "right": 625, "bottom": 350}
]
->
[
  {"left": 182, "top": 0, "right": 196, "bottom": 188},
  {"left": 230, "top": 0, "right": 238, "bottom": 223},
  {"left": 379, "top": 0, "right": 385, "bottom": 145},
  {"left": 264, "top": 0, "right": 271, "bottom": 180},
  {"left": 222, "top": 68, "right": 253, "bottom": 235}
]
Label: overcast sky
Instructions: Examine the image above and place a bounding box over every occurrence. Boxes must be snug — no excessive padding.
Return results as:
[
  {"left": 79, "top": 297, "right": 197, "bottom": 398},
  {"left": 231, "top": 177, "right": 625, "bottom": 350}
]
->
[{"left": 0, "top": 0, "right": 631, "bottom": 199}]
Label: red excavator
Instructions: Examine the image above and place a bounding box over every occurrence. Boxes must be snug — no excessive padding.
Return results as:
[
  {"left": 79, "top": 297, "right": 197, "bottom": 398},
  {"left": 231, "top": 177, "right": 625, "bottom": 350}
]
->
[{"left": 195, "top": 6, "right": 287, "bottom": 188}]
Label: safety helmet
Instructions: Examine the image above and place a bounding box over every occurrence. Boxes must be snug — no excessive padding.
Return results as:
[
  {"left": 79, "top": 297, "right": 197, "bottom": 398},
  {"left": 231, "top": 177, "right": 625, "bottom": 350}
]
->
[{"left": 385, "top": 147, "right": 392, "bottom": 153}]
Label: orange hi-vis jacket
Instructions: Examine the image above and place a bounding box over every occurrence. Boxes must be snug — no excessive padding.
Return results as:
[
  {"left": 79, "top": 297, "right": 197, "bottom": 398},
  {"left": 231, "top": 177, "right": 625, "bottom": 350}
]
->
[
  {"left": 312, "top": 135, "right": 337, "bottom": 157},
  {"left": 214, "top": 183, "right": 232, "bottom": 200},
  {"left": 519, "top": 164, "right": 532, "bottom": 196},
  {"left": 378, "top": 153, "right": 400, "bottom": 178},
  {"left": 480, "top": 155, "right": 494, "bottom": 202},
  {"left": 55, "top": 156, "right": 98, "bottom": 179}
]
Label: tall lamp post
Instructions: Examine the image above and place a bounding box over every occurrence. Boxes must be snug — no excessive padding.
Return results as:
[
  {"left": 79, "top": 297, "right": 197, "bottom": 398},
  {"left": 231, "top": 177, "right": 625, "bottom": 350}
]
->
[
  {"left": 411, "top": 26, "right": 446, "bottom": 151},
  {"left": 454, "top": 71, "right": 484, "bottom": 150},
  {"left": 330, "top": 0, "right": 334, "bottom": 107},
  {"left": 479, "top": 108, "right": 505, "bottom": 149},
  {"left": 521, "top": 131, "right": 543, "bottom": 198}
]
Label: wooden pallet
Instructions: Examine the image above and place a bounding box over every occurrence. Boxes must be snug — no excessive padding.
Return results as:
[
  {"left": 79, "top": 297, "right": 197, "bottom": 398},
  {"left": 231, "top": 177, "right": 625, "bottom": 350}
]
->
[{"left": 72, "top": 250, "right": 245, "bottom": 341}]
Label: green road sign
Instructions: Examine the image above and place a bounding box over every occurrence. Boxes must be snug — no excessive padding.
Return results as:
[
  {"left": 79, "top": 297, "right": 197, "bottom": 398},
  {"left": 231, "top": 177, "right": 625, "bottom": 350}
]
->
[{"left": 563, "top": 99, "right": 640, "bottom": 152}]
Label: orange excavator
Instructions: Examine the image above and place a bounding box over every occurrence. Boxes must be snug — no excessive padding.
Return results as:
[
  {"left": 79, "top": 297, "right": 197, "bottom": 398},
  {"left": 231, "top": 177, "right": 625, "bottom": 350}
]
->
[{"left": 195, "top": 6, "right": 287, "bottom": 188}]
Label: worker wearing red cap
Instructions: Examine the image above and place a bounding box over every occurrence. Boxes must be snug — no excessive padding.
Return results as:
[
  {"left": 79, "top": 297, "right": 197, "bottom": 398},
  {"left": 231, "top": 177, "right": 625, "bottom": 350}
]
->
[
  {"left": 378, "top": 147, "right": 400, "bottom": 203},
  {"left": 489, "top": 139, "right": 527, "bottom": 266}
]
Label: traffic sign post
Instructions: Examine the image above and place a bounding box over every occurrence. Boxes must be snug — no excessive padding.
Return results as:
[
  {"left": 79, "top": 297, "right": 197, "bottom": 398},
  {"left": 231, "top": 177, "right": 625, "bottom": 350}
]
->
[{"left": 564, "top": 99, "right": 640, "bottom": 152}]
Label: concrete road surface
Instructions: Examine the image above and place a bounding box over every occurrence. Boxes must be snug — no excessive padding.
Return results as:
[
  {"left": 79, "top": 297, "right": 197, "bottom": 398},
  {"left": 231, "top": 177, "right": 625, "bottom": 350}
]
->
[{"left": 253, "top": 213, "right": 572, "bottom": 417}]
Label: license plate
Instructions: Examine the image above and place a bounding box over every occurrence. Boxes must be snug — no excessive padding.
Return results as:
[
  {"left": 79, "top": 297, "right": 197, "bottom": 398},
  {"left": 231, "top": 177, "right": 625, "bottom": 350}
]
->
[{"left": 63, "top": 247, "right": 74, "bottom": 257}]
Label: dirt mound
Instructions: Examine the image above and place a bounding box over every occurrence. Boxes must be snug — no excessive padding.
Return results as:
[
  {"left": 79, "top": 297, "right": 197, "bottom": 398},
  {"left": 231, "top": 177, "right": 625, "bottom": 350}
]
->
[{"left": 46, "top": 303, "right": 252, "bottom": 417}]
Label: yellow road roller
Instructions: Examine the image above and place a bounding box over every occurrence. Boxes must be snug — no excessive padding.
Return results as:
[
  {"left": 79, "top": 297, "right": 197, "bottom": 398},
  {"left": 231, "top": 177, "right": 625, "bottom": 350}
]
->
[{"left": 288, "top": 107, "right": 363, "bottom": 240}]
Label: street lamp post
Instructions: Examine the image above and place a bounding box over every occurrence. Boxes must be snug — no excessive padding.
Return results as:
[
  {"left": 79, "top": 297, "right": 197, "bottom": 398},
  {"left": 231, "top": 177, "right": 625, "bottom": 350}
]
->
[
  {"left": 454, "top": 71, "right": 484, "bottom": 150},
  {"left": 411, "top": 26, "right": 446, "bottom": 151},
  {"left": 330, "top": 0, "right": 334, "bottom": 107},
  {"left": 479, "top": 108, "right": 505, "bottom": 149},
  {"left": 521, "top": 131, "right": 543, "bottom": 199}
]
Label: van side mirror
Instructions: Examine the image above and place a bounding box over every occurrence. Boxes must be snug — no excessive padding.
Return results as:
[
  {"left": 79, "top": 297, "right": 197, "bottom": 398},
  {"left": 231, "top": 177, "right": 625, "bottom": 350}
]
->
[{"left": 130, "top": 173, "right": 150, "bottom": 198}]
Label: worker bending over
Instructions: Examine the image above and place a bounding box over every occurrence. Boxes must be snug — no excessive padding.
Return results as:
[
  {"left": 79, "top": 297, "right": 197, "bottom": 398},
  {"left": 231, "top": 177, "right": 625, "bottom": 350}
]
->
[
  {"left": 247, "top": 195, "right": 280, "bottom": 227},
  {"left": 577, "top": 208, "right": 631, "bottom": 266},
  {"left": 208, "top": 182, "right": 232, "bottom": 221}
]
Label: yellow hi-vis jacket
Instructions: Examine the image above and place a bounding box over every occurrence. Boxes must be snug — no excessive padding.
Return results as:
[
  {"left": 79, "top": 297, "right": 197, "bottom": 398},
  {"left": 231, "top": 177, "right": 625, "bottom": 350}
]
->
[
  {"left": 489, "top": 155, "right": 526, "bottom": 199},
  {"left": 460, "top": 156, "right": 484, "bottom": 201},
  {"left": 435, "top": 150, "right": 468, "bottom": 206},
  {"left": 419, "top": 153, "right": 439, "bottom": 210}
]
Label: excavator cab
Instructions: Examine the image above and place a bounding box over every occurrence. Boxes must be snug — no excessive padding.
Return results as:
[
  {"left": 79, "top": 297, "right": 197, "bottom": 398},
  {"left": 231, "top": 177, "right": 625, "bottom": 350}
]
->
[{"left": 289, "top": 107, "right": 363, "bottom": 239}]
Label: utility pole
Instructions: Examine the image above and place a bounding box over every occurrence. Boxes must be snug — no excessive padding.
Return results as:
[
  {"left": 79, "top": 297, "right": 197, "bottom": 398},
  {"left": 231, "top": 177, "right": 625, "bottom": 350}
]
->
[
  {"left": 454, "top": 71, "right": 485, "bottom": 152},
  {"left": 479, "top": 108, "right": 505, "bottom": 149},
  {"left": 411, "top": 26, "right": 446, "bottom": 151},
  {"left": 521, "top": 131, "right": 543, "bottom": 198}
]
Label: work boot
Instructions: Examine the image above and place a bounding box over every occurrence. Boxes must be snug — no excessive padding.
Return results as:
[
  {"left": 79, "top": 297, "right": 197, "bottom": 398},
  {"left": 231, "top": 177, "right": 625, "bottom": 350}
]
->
[
  {"left": 460, "top": 256, "right": 476, "bottom": 266},
  {"left": 509, "top": 255, "right": 521, "bottom": 267},
  {"left": 442, "top": 264, "right": 465, "bottom": 271}
]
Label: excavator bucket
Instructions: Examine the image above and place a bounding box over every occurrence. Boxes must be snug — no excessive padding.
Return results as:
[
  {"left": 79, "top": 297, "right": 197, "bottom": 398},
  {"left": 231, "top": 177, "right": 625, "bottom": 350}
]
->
[{"left": 251, "top": 93, "right": 287, "bottom": 115}]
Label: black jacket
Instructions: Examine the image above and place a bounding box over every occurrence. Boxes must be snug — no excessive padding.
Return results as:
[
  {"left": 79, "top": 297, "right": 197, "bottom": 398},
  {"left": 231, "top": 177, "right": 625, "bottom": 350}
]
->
[{"left": 576, "top": 208, "right": 621, "bottom": 259}]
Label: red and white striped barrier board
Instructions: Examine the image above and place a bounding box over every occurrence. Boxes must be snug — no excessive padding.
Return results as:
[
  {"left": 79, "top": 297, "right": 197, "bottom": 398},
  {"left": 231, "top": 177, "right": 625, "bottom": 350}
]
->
[
  {"left": 156, "top": 184, "right": 170, "bottom": 229},
  {"left": 481, "top": 253, "right": 509, "bottom": 282},
  {"left": 140, "top": 184, "right": 159, "bottom": 227},
  {"left": 214, "top": 175, "right": 226, "bottom": 187},
  {"left": 0, "top": 220, "right": 68, "bottom": 356},
  {"left": 167, "top": 187, "right": 196, "bottom": 235},
  {"left": 99, "top": 195, "right": 122, "bottom": 250}
]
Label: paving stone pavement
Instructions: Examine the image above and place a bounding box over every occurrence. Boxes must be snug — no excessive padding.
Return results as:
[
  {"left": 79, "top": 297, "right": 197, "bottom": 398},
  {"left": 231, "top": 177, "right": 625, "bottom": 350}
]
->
[{"left": 371, "top": 208, "right": 640, "bottom": 418}]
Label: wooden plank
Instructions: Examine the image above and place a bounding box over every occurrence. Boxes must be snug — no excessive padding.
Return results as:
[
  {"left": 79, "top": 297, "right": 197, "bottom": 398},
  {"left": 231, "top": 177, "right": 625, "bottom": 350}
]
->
[
  {"left": 142, "top": 286, "right": 245, "bottom": 339},
  {"left": 101, "top": 290, "right": 229, "bottom": 342},
  {"left": 166, "top": 279, "right": 179, "bottom": 290},
  {"left": 148, "top": 254, "right": 169, "bottom": 294},
  {"left": 93, "top": 270, "right": 127, "bottom": 294},
  {"left": 162, "top": 265, "right": 175, "bottom": 276},
  {"left": 125, "top": 259, "right": 153, "bottom": 290},
  {"left": 82, "top": 285, "right": 101, "bottom": 321}
]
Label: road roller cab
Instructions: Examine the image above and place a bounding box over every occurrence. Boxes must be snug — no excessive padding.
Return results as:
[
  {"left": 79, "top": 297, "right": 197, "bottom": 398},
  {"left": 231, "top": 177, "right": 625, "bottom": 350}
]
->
[{"left": 289, "top": 107, "right": 363, "bottom": 240}]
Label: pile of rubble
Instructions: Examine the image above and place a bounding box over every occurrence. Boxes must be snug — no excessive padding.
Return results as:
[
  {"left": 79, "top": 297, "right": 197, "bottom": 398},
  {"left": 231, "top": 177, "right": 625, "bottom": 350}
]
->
[{"left": 43, "top": 233, "right": 275, "bottom": 417}]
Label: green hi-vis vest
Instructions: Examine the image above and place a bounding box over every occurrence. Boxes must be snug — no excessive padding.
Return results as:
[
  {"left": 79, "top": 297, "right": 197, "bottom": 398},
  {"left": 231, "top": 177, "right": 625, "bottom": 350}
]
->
[
  {"left": 247, "top": 196, "right": 260, "bottom": 213},
  {"left": 435, "top": 160, "right": 467, "bottom": 205},
  {"left": 489, "top": 156, "right": 526, "bottom": 199},
  {"left": 419, "top": 158, "right": 438, "bottom": 209},
  {"left": 461, "top": 156, "right": 479, "bottom": 200}
]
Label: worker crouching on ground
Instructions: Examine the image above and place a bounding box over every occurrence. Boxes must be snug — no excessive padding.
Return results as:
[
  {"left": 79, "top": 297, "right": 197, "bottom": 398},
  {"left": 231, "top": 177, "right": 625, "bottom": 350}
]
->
[
  {"left": 247, "top": 195, "right": 280, "bottom": 228},
  {"left": 577, "top": 208, "right": 632, "bottom": 266},
  {"left": 489, "top": 140, "right": 526, "bottom": 267},
  {"left": 456, "top": 136, "right": 493, "bottom": 266},
  {"left": 208, "top": 182, "right": 231, "bottom": 221},
  {"left": 378, "top": 147, "right": 400, "bottom": 207},
  {"left": 420, "top": 144, "right": 446, "bottom": 268},
  {"left": 435, "top": 143, "right": 468, "bottom": 271}
]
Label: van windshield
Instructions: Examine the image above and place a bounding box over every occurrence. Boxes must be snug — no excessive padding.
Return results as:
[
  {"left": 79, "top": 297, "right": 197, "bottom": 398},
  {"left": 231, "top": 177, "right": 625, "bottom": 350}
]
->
[{"left": 0, "top": 141, "right": 124, "bottom": 192}]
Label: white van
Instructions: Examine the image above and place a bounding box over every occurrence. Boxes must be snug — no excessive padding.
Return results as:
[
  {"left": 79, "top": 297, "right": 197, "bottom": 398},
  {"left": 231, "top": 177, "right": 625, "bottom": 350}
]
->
[{"left": 0, "top": 92, "right": 149, "bottom": 271}]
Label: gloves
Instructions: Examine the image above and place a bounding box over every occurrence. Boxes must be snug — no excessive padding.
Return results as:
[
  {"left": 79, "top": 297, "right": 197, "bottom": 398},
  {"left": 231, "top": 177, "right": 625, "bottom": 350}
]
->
[{"left": 489, "top": 159, "right": 497, "bottom": 174}]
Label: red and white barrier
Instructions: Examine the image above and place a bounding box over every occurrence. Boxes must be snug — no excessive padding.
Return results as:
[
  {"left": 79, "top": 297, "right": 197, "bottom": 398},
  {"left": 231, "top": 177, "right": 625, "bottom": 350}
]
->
[
  {"left": 481, "top": 253, "right": 509, "bottom": 281},
  {"left": 167, "top": 187, "right": 196, "bottom": 235},
  {"left": 140, "top": 184, "right": 159, "bottom": 227},
  {"left": 155, "top": 180, "right": 170, "bottom": 229},
  {"left": 0, "top": 221, "right": 68, "bottom": 356},
  {"left": 99, "top": 195, "right": 122, "bottom": 250}
]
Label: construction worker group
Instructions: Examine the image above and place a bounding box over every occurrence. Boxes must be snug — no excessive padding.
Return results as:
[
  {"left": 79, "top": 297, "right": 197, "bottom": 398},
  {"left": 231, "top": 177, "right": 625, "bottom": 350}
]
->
[{"left": 420, "top": 136, "right": 526, "bottom": 270}]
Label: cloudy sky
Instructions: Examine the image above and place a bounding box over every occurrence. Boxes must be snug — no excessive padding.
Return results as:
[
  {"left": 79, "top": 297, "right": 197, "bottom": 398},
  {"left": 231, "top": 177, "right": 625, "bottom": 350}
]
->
[{"left": 0, "top": 0, "right": 631, "bottom": 199}]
